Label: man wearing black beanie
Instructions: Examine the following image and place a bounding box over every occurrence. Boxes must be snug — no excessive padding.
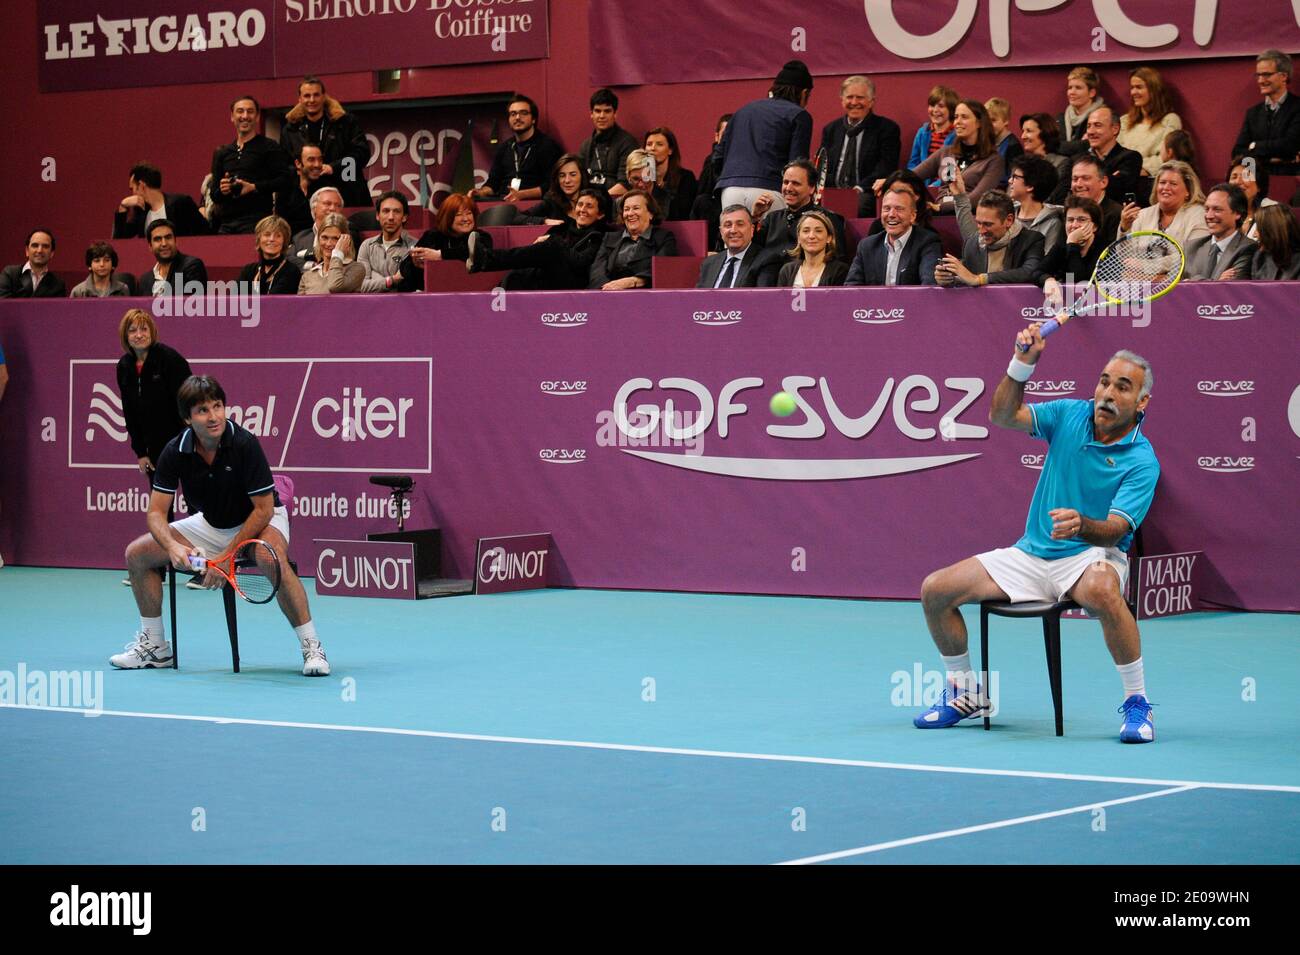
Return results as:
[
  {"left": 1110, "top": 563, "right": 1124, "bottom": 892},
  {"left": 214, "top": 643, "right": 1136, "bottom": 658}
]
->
[{"left": 714, "top": 60, "right": 815, "bottom": 216}]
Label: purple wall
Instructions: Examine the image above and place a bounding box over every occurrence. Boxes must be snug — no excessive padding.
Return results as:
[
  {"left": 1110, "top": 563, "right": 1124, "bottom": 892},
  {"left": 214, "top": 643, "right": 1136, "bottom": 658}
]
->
[{"left": 1, "top": 284, "right": 1295, "bottom": 611}]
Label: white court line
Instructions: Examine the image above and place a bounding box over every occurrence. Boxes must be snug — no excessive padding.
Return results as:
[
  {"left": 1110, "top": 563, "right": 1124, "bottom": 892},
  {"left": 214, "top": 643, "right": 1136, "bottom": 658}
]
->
[
  {"left": 776, "top": 785, "right": 1199, "bottom": 865},
  {"left": 3, "top": 704, "right": 1300, "bottom": 794}
]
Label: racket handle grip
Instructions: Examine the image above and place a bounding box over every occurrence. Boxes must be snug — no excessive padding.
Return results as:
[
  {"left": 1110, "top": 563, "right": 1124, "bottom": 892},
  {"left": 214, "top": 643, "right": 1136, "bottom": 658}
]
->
[
  {"left": 187, "top": 555, "right": 207, "bottom": 572},
  {"left": 1016, "top": 317, "right": 1061, "bottom": 352}
]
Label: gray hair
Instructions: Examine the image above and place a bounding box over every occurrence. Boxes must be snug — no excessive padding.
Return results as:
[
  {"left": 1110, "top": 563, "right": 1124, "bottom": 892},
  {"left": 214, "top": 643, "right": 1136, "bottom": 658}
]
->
[
  {"left": 309, "top": 186, "right": 343, "bottom": 215},
  {"left": 1258, "top": 49, "right": 1292, "bottom": 79},
  {"left": 841, "top": 74, "right": 876, "bottom": 98},
  {"left": 1112, "top": 349, "right": 1153, "bottom": 399},
  {"left": 719, "top": 203, "right": 753, "bottom": 223}
]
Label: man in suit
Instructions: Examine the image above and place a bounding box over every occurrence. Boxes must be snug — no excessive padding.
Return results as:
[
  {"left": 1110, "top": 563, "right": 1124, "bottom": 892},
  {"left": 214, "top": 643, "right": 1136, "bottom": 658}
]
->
[
  {"left": 138, "top": 220, "right": 208, "bottom": 297},
  {"left": 1071, "top": 156, "right": 1122, "bottom": 244},
  {"left": 754, "top": 160, "right": 849, "bottom": 262},
  {"left": 1185, "top": 184, "right": 1256, "bottom": 281},
  {"left": 845, "top": 187, "right": 941, "bottom": 286},
  {"left": 696, "top": 205, "right": 778, "bottom": 288},
  {"left": 1085, "top": 107, "right": 1144, "bottom": 206},
  {"left": 818, "top": 75, "right": 902, "bottom": 216},
  {"left": 0, "top": 229, "right": 66, "bottom": 298},
  {"left": 1233, "top": 50, "right": 1300, "bottom": 172},
  {"left": 936, "top": 191, "right": 1047, "bottom": 287},
  {"left": 113, "top": 163, "right": 209, "bottom": 239}
]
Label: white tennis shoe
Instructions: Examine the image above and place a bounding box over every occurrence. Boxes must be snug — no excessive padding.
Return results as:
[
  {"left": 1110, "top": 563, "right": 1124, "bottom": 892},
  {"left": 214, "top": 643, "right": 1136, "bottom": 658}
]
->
[
  {"left": 110, "top": 632, "right": 174, "bottom": 669},
  {"left": 301, "top": 639, "right": 330, "bottom": 677}
]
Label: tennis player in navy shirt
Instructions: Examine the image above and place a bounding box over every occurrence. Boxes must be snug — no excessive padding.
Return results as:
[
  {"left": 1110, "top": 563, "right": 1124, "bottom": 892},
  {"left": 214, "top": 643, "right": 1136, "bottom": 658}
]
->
[
  {"left": 914, "top": 324, "right": 1160, "bottom": 742},
  {"left": 111, "top": 375, "right": 329, "bottom": 676}
]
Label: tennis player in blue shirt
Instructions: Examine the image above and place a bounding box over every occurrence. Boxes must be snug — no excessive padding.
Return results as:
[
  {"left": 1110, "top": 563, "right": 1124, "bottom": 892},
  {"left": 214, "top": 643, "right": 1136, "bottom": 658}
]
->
[{"left": 914, "top": 323, "right": 1160, "bottom": 742}]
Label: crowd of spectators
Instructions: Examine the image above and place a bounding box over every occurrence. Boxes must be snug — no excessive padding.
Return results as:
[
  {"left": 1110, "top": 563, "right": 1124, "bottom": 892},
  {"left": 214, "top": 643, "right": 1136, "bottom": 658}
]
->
[{"left": 2, "top": 51, "right": 1298, "bottom": 301}]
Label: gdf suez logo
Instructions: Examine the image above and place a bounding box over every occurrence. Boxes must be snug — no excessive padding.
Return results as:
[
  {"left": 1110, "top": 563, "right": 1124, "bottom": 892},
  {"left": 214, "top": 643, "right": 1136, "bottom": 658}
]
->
[
  {"left": 1024, "top": 380, "right": 1076, "bottom": 397},
  {"left": 853, "top": 307, "right": 905, "bottom": 324},
  {"left": 540, "top": 380, "right": 588, "bottom": 396},
  {"left": 692, "top": 310, "right": 743, "bottom": 326},
  {"left": 540, "top": 312, "right": 588, "bottom": 327},
  {"left": 1020, "top": 453, "right": 1045, "bottom": 470},
  {"left": 1195, "top": 304, "right": 1254, "bottom": 320},
  {"left": 1020, "top": 305, "right": 1056, "bottom": 318},
  {"left": 1196, "top": 380, "right": 1255, "bottom": 398},
  {"left": 539, "top": 448, "right": 587, "bottom": 463},
  {"left": 1197, "top": 456, "right": 1255, "bottom": 473}
]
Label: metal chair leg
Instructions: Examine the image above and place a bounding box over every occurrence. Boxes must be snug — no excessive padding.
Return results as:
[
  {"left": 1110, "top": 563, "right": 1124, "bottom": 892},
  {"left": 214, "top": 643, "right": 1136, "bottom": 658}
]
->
[
  {"left": 169, "top": 566, "right": 179, "bottom": 670},
  {"left": 1043, "top": 612, "right": 1064, "bottom": 736}
]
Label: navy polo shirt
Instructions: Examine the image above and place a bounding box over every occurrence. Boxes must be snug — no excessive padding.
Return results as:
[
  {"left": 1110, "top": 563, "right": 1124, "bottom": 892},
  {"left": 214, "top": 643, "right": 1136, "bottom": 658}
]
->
[
  {"left": 1017, "top": 399, "right": 1159, "bottom": 559},
  {"left": 153, "top": 420, "right": 280, "bottom": 529}
]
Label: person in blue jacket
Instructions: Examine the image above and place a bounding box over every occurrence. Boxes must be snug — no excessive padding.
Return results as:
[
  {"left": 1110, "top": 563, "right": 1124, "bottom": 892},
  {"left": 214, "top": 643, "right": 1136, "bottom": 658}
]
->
[{"left": 715, "top": 60, "right": 815, "bottom": 215}]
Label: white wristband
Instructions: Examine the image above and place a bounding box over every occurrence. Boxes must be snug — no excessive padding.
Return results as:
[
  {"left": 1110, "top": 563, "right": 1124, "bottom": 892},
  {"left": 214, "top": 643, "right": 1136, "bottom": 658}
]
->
[{"left": 1007, "top": 358, "right": 1035, "bottom": 382}]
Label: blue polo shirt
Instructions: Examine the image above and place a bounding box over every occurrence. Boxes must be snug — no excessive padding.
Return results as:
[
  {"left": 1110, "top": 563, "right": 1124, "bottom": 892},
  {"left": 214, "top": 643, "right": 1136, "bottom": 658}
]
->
[{"left": 1017, "top": 399, "right": 1159, "bottom": 559}]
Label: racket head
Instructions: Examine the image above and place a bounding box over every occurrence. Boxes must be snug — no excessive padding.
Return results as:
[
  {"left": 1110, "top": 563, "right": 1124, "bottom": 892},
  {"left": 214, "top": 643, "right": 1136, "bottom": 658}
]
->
[
  {"left": 1092, "top": 230, "right": 1184, "bottom": 307},
  {"left": 230, "top": 538, "right": 281, "bottom": 604}
]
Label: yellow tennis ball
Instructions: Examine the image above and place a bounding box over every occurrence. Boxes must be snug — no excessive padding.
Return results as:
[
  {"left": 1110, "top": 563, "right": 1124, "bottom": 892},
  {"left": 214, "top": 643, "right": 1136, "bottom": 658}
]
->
[{"left": 770, "top": 391, "right": 797, "bottom": 417}]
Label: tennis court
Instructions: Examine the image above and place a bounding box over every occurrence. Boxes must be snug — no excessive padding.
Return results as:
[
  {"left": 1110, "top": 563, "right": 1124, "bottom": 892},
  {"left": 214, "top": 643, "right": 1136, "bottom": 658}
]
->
[{"left": 2, "top": 568, "right": 1295, "bottom": 865}]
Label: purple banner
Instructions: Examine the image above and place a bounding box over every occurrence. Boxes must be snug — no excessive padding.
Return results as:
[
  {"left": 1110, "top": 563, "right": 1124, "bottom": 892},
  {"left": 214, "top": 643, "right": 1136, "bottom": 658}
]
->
[
  {"left": 313, "top": 539, "right": 417, "bottom": 599},
  {"left": 39, "top": 0, "right": 548, "bottom": 92},
  {"left": 589, "top": 0, "right": 1300, "bottom": 85},
  {"left": 1135, "top": 551, "right": 1202, "bottom": 620},
  {"left": 475, "top": 533, "right": 553, "bottom": 594},
  {"left": 0, "top": 284, "right": 1296, "bottom": 612}
]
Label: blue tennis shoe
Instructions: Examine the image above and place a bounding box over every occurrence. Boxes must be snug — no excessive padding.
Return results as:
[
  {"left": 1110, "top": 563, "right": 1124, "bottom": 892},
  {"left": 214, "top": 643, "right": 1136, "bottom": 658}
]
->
[
  {"left": 1118, "top": 694, "right": 1156, "bottom": 743},
  {"left": 913, "top": 682, "right": 987, "bottom": 728}
]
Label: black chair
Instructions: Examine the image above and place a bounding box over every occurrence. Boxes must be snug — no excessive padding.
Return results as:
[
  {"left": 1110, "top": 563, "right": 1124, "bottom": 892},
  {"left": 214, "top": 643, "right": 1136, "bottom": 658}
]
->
[{"left": 979, "top": 598, "right": 1077, "bottom": 736}]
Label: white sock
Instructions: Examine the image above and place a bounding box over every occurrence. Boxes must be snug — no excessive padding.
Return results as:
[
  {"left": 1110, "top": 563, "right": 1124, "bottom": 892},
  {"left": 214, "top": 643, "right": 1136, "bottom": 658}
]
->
[
  {"left": 941, "top": 652, "right": 977, "bottom": 692},
  {"left": 141, "top": 616, "right": 165, "bottom": 645},
  {"left": 294, "top": 621, "right": 318, "bottom": 647},
  {"left": 1116, "top": 657, "right": 1145, "bottom": 699}
]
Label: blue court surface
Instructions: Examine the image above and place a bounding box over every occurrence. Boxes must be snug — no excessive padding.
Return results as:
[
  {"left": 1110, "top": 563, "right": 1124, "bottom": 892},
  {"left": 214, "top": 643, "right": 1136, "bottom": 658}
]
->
[{"left": 1, "top": 568, "right": 1296, "bottom": 864}]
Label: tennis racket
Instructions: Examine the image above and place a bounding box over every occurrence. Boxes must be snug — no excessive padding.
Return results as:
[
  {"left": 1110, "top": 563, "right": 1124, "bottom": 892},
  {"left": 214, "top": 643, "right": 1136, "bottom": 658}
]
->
[
  {"left": 1019, "top": 229, "right": 1185, "bottom": 351},
  {"left": 812, "top": 146, "right": 829, "bottom": 206},
  {"left": 187, "top": 538, "right": 282, "bottom": 604}
]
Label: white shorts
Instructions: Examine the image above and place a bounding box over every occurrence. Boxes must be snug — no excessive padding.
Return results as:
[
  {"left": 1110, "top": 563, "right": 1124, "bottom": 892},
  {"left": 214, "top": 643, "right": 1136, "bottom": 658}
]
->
[
  {"left": 720, "top": 186, "right": 787, "bottom": 215},
  {"left": 170, "top": 507, "right": 291, "bottom": 558},
  {"left": 976, "top": 545, "right": 1128, "bottom": 604}
]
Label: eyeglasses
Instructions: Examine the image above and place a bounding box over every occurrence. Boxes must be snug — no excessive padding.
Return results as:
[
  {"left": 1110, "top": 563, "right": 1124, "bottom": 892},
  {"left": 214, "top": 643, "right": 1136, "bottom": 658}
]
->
[
  {"left": 1254, "top": 71, "right": 1281, "bottom": 78},
  {"left": 507, "top": 109, "right": 532, "bottom": 117},
  {"left": 1007, "top": 172, "right": 1025, "bottom": 181}
]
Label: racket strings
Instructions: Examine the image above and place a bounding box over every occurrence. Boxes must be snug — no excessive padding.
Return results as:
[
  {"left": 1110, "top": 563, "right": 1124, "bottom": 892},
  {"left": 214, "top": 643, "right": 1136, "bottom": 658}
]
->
[
  {"left": 1095, "top": 234, "right": 1180, "bottom": 302},
  {"left": 233, "top": 541, "right": 281, "bottom": 603}
]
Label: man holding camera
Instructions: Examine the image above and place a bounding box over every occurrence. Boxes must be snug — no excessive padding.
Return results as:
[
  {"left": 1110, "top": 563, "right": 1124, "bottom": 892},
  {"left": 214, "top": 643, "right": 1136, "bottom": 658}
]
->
[{"left": 209, "top": 96, "right": 295, "bottom": 234}]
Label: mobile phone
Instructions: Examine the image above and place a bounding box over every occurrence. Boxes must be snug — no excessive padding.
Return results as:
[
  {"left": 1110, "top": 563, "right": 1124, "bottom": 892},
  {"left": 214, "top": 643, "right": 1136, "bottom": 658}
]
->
[
  {"left": 940, "top": 157, "right": 957, "bottom": 183},
  {"left": 1123, "top": 192, "right": 1136, "bottom": 206},
  {"left": 645, "top": 156, "right": 657, "bottom": 184}
]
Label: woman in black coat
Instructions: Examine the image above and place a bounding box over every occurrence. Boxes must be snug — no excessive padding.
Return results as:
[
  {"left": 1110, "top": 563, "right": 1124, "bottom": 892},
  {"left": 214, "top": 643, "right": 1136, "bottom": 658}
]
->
[
  {"left": 588, "top": 190, "right": 678, "bottom": 289},
  {"left": 397, "top": 193, "right": 493, "bottom": 291},
  {"left": 237, "top": 215, "right": 302, "bottom": 295},
  {"left": 115, "top": 308, "right": 192, "bottom": 477},
  {"left": 475, "top": 189, "right": 612, "bottom": 289}
]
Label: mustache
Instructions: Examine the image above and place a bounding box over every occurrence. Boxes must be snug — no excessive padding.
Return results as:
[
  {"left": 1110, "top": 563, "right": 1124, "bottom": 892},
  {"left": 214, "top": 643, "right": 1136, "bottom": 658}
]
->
[{"left": 1098, "top": 400, "right": 1118, "bottom": 414}]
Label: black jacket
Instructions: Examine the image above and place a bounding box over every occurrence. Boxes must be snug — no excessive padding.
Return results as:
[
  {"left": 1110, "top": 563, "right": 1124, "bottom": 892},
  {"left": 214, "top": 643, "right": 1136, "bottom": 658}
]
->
[
  {"left": 116, "top": 341, "right": 193, "bottom": 462},
  {"left": 845, "top": 229, "right": 942, "bottom": 286},
  {"left": 1053, "top": 239, "right": 1105, "bottom": 283},
  {"left": 280, "top": 103, "right": 371, "bottom": 207},
  {"left": 588, "top": 227, "right": 678, "bottom": 288},
  {"left": 956, "top": 228, "right": 1047, "bottom": 287},
  {"left": 397, "top": 229, "right": 494, "bottom": 291},
  {"left": 1233, "top": 95, "right": 1300, "bottom": 164},
  {"left": 696, "top": 244, "right": 780, "bottom": 288},
  {"left": 238, "top": 257, "right": 303, "bottom": 295},
  {"left": 209, "top": 135, "right": 295, "bottom": 233},
  {"left": 579, "top": 125, "right": 640, "bottom": 189},
  {"left": 138, "top": 253, "right": 208, "bottom": 296},
  {"left": 655, "top": 169, "right": 698, "bottom": 222},
  {"left": 0, "top": 265, "right": 66, "bottom": 298},
  {"left": 113, "top": 193, "right": 210, "bottom": 239},
  {"left": 491, "top": 221, "right": 613, "bottom": 289},
  {"left": 759, "top": 203, "right": 850, "bottom": 262},
  {"left": 1093, "top": 144, "right": 1145, "bottom": 205},
  {"left": 485, "top": 132, "right": 564, "bottom": 196},
  {"left": 818, "top": 112, "right": 902, "bottom": 210},
  {"left": 777, "top": 258, "right": 850, "bottom": 287}
]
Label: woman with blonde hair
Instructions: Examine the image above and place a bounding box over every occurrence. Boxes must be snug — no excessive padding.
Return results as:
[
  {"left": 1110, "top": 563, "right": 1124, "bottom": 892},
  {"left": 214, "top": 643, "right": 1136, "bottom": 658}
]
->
[
  {"left": 777, "top": 210, "right": 849, "bottom": 287},
  {"left": 1118, "top": 160, "right": 1209, "bottom": 248},
  {"left": 1058, "top": 66, "right": 1104, "bottom": 156},
  {"left": 1118, "top": 66, "right": 1183, "bottom": 178},
  {"left": 298, "top": 212, "right": 364, "bottom": 294},
  {"left": 238, "top": 215, "right": 300, "bottom": 295}
]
